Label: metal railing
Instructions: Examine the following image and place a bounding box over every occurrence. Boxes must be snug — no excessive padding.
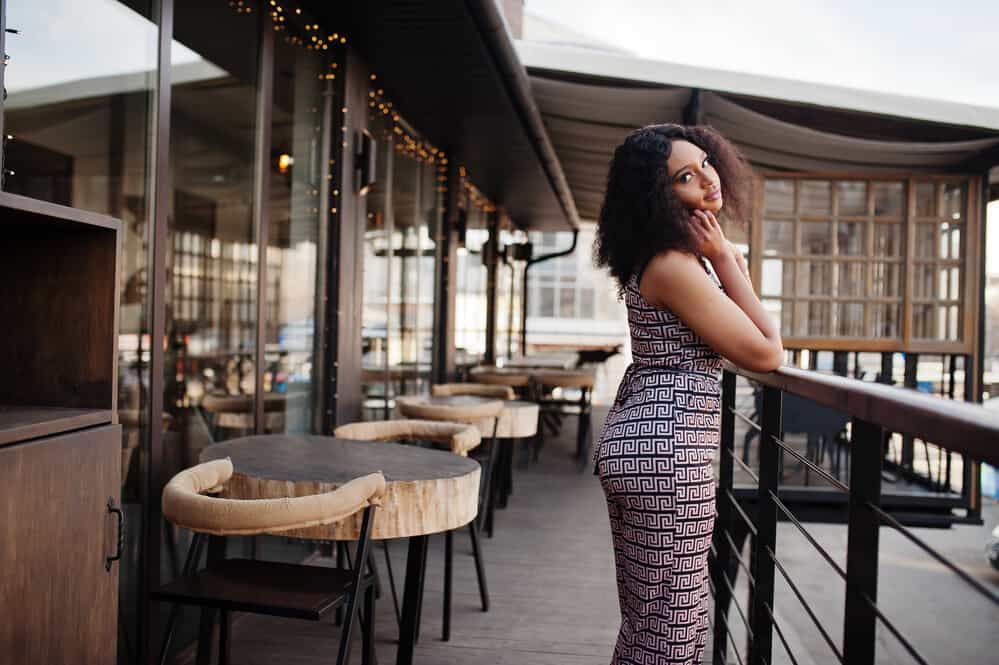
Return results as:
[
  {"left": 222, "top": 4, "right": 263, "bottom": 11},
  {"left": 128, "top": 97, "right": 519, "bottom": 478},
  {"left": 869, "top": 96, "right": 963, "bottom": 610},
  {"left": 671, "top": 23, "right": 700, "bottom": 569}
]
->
[{"left": 710, "top": 362, "right": 999, "bottom": 665}]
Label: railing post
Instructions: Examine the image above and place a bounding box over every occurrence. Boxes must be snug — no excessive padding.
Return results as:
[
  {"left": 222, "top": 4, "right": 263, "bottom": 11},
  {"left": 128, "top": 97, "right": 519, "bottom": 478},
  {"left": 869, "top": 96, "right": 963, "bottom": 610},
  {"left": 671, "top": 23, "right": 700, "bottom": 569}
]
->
[
  {"left": 712, "top": 370, "right": 737, "bottom": 665},
  {"left": 748, "top": 385, "right": 781, "bottom": 665},
  {"left": 843, "top": 417, "right": 883, "bottom": 665}
]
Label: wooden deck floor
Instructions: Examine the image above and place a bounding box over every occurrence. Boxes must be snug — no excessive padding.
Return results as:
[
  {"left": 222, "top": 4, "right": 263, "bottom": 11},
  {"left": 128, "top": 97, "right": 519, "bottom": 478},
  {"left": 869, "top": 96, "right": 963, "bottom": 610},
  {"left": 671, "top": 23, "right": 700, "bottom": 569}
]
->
[
  {"left": 175, "top": 403, "right": 999, "bottom": 665},
  {"left": 210, "top": 407, "right": 654, "bottom": 665}
]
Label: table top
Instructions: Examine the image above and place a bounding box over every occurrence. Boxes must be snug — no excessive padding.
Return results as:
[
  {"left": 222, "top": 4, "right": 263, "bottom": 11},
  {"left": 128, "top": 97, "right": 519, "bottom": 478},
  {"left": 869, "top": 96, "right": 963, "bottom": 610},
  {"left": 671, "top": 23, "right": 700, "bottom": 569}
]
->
[
  {"left": 502, "top": 353, "right": 578, "bottom": 370},
  {"left": 200, "top": 434, "right": 481, "bottom": 540},
  {"left": 396, "top": 395, "right": 539, "bottom": 439},
  {"left": 201, "top": 434, "right": 478, "bottom": 484},
  {"left": 401, "top": 394, "right": 535, "bottom": 410}
]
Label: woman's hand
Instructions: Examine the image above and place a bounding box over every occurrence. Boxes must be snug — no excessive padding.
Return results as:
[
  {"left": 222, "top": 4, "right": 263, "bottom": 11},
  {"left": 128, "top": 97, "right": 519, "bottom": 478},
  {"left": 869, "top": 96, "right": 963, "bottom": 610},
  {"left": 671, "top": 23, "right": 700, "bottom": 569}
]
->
[{"left": 690, "top": 209, "right": 728, "bottom": 262}]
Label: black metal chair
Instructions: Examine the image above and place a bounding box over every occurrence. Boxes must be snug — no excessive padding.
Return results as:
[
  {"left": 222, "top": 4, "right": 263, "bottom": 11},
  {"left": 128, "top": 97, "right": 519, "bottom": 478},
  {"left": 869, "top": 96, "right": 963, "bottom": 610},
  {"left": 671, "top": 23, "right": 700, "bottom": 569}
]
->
[
  {"left": 152, "top": 459, "right": 385, "bottom": 665},
  {"left": 532, "top": 370, "right": 596, "bottom": 471}
]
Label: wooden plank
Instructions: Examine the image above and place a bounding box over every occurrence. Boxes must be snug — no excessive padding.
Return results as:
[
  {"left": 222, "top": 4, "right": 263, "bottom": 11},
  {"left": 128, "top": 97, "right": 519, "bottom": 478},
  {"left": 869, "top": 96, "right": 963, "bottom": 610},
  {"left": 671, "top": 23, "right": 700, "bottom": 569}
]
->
[{"left": 0, "top": 405, "right": 112, "bottom": 447}]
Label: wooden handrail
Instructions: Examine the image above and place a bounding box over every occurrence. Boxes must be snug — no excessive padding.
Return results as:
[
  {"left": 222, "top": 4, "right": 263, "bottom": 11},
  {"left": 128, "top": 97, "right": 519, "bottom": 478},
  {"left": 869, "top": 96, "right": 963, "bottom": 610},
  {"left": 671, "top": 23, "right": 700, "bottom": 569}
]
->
[{"left": 723, "top": 361, "right": 999, "bottom": 467}]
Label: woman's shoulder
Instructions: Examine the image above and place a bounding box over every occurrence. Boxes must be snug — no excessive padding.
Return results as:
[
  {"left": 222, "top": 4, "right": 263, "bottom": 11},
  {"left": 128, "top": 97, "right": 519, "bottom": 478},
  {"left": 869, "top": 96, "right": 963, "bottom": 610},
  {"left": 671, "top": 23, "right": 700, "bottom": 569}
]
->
[{"left": 639, "top": 251, "right": 716, "bottom": 305}]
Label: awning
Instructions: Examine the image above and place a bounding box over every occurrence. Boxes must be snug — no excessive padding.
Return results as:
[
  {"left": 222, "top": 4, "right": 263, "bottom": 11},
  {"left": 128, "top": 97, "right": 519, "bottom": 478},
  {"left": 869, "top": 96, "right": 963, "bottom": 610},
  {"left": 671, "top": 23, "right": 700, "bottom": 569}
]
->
[
  {"left": 518, "top": 41, "right": 999, "bottom": 220},
  {"left": 313, "top": 2, "right": 579, "bottom": 231}
]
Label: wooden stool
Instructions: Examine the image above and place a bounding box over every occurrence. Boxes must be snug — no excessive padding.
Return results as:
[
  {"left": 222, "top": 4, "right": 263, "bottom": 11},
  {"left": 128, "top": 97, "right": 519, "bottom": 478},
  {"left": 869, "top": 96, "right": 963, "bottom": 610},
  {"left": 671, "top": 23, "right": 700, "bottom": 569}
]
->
[
  {"left": 432, "top": 382, "right": 515, "bottom": 400},
  {"left": 334, "top": 419, "right": 486, "bottom": 643},
  {"left": 468, "top": 366, "right": 531, "bottom": 398},
  {"left": 152, "top": 459, "right": 385, "bottom": 665},
  {"left": 533, "top": 369, "right": 596, "bottom": 471},
  {"left": 430, "top": 384, "right": 536, "bottom": 510},
  {"left": 201, "top": 393, "right": 287, "bottom": 439}
]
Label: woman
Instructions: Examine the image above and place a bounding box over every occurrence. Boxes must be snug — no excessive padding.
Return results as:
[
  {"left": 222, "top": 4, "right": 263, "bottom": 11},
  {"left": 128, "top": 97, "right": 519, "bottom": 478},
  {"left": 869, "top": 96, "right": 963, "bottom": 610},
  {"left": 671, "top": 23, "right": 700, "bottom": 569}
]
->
[{"left": 593, "top": 124, "right": 783, "bottom": 664}]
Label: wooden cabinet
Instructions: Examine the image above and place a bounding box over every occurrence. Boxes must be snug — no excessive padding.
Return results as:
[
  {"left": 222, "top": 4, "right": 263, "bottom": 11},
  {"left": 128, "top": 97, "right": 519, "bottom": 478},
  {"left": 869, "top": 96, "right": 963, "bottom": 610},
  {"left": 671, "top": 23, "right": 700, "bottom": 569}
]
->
[
  {"left": 0, "top": 192, "right": 122, "bottom": 664},
  {"left": 0, "top": 425, "right": 121, "bottom": 663}
]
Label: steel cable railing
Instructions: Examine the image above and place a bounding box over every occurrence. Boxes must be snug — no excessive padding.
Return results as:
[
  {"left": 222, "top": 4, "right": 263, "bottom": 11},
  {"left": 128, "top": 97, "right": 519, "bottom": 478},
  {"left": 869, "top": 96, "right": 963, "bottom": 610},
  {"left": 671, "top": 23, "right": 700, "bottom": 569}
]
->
[
  {"left": 867, "top": 502, "right": 999, "bottom": 606},
  {"left": 766, "top": 545, "right": 845, "bottom": 664},
  {"left": 762, "top": 601, "right": 801, "bottom": 665},
  {"left": 769, "top": 491, "right": 847, "bottom": 581},
  {"left": 709, "top": 362, "right": 999, "bottom": 665},
  {"left": 771, "top": 436, "right": 850, "bottom": 493}
]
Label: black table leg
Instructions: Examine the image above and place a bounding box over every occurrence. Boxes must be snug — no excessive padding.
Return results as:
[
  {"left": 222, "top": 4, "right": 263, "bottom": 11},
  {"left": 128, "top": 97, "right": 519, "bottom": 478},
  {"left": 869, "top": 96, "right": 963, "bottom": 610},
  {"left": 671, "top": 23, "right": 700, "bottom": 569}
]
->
[
  {"left": 501, "top": 440, "right": 514, "bottom": 506},
  {"left": 396, "top": 535, "right": 429, "bottom": 665}
]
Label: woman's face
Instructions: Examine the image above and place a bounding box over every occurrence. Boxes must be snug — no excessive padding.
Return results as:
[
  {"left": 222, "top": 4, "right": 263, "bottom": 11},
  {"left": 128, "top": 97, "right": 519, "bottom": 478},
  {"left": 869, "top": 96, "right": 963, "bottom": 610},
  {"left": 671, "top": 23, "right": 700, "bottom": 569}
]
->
[{"left": 665, "top": 139, "right": 723, "bottom": 213}]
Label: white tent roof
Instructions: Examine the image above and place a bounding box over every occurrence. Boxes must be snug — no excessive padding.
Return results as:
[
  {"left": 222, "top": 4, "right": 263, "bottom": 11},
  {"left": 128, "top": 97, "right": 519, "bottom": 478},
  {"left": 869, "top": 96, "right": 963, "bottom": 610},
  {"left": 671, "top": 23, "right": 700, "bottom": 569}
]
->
[
  {"left": 516, "top": 41, "right": 999, "bottom": 219},
  {"left": 517, "top": 41, "right": 999, "bottom": 133}
]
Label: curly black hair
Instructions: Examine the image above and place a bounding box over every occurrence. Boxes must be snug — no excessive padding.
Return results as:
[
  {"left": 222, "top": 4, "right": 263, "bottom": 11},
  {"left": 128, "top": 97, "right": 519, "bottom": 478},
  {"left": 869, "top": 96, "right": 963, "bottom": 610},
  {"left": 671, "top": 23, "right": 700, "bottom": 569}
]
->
[{"left": 594, "top": 124, "right": 752, "bottom": 294}]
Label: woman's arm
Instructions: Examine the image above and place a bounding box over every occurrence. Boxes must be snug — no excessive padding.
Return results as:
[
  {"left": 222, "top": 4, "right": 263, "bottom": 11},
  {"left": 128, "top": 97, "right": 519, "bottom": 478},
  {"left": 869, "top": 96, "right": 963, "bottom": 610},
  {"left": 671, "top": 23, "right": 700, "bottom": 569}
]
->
[{"left": 639, "top": 211, "right": 783, "bottom": 373}]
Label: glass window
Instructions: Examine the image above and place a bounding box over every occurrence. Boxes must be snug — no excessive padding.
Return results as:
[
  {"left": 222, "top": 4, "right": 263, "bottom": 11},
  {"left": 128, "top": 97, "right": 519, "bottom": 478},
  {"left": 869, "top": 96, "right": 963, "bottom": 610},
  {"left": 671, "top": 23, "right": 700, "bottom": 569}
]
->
[
  {"left": 800, "top": 260, "right": 832, "bottom": 296},
  {"left": 943, "top": 183, "right": 964, "bottom": 221},
  {"left": 870, "top": 263, "right": 901, "bottom": 298},
  {"left": 873, "top": 223, "right": 902, "bottom": 257},
  {"left": 801, "top": 221, "right": 831, "bottom": 255},
  {"left": 800, "top": 180, "right": 832, "bottom": 216},
  {"left": 761, "top": 259, "right": 791, "bottom": 297},
  {"left": 168, "top": 0, "right": 260, "bottom": 451},
  {"left": 264, "top": 34, "right": 330, "bottom": 433},
  {"left": 764, "top": 179, "right": 794, "bottom": 215},
  {"left": 837, "top": 302, "right": 864, "bottom": 336},
  {"left": 539, "top": 286, "right": 555, "bottom": 317},
  {"left": 836, "top": 181, "right": 867, "bottom": 216},
  {"left": 3, "top": 2, "right": 159, "bottom": 662},
  {"left": 915, "top": 182, "right": 936, "bottom": 217},
  {"left": 871, "top": 303, "right": 900, "bottom": 338},
  {"left": 763, "top": 220, "right": 794, "bottom": 255},
  {"left": 579, "top": 287, "right": 595, "bottom": 319},
  {"left": 873, "top": 182, "right": 904, "bottom": 217},
  {"left": 837, "top": 221, "right": 865, "bottom": 255},
  {"left": 838, "top": 262, "right": 865, "bottom": 297}
]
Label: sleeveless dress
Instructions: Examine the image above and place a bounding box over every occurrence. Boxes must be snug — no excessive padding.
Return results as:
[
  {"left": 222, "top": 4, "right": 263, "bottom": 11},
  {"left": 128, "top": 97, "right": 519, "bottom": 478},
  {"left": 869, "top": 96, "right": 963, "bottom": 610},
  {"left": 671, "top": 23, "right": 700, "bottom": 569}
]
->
[{"left": 594, "top": 259, "right": 722, "bottom": 665}]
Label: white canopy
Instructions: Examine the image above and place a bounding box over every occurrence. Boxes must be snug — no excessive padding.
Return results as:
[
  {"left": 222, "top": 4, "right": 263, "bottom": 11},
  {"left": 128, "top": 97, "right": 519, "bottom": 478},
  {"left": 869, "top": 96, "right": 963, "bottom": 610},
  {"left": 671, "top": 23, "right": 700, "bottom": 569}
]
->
[{"left": 518, "top": 41, "right": 999, "bottom": 219}]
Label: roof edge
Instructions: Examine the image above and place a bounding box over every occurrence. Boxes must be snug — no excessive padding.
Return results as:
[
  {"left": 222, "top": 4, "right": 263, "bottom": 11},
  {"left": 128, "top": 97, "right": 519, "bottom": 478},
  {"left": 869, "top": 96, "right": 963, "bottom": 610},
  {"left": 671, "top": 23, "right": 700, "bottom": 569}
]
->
[
  {"left": 516, "top": 40, "right": 999, "bottom": 134},
  {"left": 466, "top": 0, "right": 580, "bottom": 231}
]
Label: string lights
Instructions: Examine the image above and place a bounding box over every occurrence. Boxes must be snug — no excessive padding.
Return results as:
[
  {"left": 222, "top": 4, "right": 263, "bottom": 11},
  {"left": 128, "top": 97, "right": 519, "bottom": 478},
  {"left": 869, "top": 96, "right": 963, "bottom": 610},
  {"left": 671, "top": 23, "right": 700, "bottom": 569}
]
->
[{"left": 224, "top": 1, "right": 494, "bottom": 217}]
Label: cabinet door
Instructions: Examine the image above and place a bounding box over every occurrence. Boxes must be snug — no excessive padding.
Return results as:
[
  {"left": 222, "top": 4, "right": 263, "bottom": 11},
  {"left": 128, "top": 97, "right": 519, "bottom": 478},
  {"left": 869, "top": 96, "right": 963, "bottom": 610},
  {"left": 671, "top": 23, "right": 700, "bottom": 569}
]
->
[{"left": 0, "top": 425, "right": 121, "bottom": 664}]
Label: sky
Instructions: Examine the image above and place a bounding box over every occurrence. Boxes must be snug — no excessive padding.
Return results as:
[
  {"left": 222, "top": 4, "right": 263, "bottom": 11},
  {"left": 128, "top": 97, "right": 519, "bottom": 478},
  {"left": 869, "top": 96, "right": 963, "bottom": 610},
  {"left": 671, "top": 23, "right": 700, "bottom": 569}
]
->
[
  {"left": 526, "top": 0, "right": 999, "bottom": 274},
  {"left": 524, "top": 0, "right": 999, "bottom": 110}
]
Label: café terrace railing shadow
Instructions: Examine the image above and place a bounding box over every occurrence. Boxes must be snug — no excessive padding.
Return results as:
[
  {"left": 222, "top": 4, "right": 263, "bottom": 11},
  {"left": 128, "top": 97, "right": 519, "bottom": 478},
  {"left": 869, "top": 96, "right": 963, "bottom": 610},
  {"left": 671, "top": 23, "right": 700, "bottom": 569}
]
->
[{"left": 710, "top": 362, "right": 999, "bottom": 665}]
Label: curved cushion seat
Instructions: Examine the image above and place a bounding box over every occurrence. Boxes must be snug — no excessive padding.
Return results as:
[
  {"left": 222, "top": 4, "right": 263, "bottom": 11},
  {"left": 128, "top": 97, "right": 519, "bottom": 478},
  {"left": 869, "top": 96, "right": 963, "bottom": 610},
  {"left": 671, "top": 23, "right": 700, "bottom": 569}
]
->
[
  {"left": 468, "top": 366, "right": 530, "bottom": 387},
  {"left": 335, "top": 419, "right": 481, "bottom": 456},
  {"left": 162, "top": 458, "right": 386, "bottom": 536},
  {"left": 432, "top": 383, "right": 515, "bottom": 400},
  {"left": 533, "top": 369, "right": 596, "bottom": 389},
  {"left": 395, "top": 397, "right": 504, "bottom": 425}
]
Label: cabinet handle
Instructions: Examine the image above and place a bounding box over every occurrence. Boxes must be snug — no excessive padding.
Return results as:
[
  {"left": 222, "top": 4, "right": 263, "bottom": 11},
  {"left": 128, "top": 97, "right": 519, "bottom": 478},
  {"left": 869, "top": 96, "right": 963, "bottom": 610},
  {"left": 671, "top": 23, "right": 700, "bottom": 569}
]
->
[{"left": 106, "top": 497, "right": 124, "bottom": 572}]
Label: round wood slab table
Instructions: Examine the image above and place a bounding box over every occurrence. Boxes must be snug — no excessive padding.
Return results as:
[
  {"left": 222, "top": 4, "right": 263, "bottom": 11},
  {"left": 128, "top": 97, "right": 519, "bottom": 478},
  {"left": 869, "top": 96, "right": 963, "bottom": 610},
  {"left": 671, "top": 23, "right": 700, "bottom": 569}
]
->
[
  {"left": 200, "top": 434, "right": 481, "bottom": 540},
  {"left": 199, "top": 434, "right": 481, "bottom": 665},
  {"left": 395, "top": 395, "right": 539, "bottom": 533}
]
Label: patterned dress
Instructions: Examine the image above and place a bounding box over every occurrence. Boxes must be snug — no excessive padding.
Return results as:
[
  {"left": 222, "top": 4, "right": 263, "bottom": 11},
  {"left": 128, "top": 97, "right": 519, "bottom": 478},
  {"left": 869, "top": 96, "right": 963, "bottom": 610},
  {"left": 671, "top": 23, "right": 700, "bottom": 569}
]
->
[{"left": 594, "top": 259, "right": 722, "bottom": 665}]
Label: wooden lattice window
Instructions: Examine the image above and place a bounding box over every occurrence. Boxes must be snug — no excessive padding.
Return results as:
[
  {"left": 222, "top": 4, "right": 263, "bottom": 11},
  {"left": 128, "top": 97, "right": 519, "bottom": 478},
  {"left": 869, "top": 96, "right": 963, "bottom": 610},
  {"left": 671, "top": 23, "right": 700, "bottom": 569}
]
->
[{"left": 753, "top": 175, "right": 981, "bottom": 353}]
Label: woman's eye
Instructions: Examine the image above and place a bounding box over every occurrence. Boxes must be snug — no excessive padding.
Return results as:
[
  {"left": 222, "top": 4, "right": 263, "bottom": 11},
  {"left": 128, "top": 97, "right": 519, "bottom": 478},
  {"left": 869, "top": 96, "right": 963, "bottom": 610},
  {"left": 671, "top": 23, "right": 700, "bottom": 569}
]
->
[
  {"left": 702, "top": 157, "right": 712, "bottom": 168},
  {"left": 679, "top": 173, "right": 693, "bottom": 183}
]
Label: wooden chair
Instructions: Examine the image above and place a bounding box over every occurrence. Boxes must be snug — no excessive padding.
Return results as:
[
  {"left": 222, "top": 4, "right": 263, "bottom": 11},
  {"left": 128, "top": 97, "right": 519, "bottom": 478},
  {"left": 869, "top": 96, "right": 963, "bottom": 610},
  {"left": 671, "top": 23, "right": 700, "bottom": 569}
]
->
[
  {"left": 152, "top": 458, "right": 385, "bottom": 665},
  {"left": 533, "top": 369, "right": 596, "bottom": 471},
  {"left": 335, "top": 418, "right": 489, "bottom": 643},
  {"left": 432, "top": 382, "right": 536, "bottom": 511},
  {"left": 432, "top": 382, "right": 515, "bottom": 400}
]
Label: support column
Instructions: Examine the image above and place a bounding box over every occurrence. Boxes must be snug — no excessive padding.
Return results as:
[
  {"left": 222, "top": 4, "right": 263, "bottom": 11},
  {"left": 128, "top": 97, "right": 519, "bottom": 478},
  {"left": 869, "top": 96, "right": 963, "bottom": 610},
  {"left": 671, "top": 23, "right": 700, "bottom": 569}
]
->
[{"left": 483, "top": 211, "right": 499, "bottom": 366}]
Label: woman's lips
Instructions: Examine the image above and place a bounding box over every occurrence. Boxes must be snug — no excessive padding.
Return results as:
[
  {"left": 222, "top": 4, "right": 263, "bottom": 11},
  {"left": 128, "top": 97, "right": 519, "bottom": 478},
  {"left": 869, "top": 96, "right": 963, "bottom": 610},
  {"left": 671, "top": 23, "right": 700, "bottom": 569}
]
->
[{"left": 705, "top": 189, "right": 721, "bottom": 202}]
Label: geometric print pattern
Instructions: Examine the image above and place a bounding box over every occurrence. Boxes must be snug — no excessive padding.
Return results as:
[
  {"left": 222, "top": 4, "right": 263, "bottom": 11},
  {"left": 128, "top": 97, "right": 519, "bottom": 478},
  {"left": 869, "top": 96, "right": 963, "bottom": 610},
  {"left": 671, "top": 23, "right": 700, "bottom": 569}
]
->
[{"left": 595, "top": 262, "right": 722, "bottom": 664}]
